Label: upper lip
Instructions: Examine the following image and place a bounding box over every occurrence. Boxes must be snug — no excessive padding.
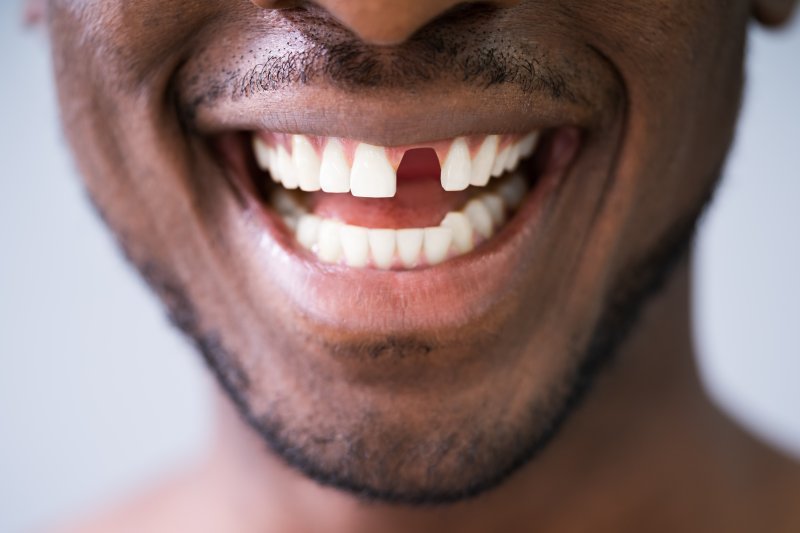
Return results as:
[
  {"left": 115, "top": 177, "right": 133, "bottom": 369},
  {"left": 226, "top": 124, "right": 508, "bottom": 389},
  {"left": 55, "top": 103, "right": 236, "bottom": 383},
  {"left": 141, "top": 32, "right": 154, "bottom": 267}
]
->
[{"left": 189, "top": 84, "right": 602, "bottom": 146}]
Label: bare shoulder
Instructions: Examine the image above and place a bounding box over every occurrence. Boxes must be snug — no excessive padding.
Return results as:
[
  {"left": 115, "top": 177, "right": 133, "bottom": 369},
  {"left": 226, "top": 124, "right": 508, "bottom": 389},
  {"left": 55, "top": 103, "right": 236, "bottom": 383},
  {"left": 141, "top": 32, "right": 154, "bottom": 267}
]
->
[
  {"left": 49, "top": 467, "right": 230, "bottom": 533},
  {"left": 750, "top": 441, "right": 800, "bottom": 529},
  {"left": 715, "top": 416, "right": 800, "bottom": 532}
]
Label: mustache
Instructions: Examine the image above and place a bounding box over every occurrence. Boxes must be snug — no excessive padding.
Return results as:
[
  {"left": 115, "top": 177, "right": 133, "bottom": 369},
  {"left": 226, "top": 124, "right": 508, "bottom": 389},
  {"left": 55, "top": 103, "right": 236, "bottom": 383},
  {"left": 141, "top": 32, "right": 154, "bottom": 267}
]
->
[
  {"left": 236, "top": 33, "right": 574, "bottom": 100},
  {"left": 198, "top": 4, "right": 579, "bottom": 104}
]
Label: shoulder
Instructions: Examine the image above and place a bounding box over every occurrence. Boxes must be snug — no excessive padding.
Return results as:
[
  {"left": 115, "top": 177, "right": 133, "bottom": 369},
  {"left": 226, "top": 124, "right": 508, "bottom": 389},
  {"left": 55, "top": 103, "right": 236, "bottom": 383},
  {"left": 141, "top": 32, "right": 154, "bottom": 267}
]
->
[
  {"left": 49, "top": 467, "right": 229, "bottom": 533},
  {"left": 711, "top": 415, "right": 800, "bottom": 532}
]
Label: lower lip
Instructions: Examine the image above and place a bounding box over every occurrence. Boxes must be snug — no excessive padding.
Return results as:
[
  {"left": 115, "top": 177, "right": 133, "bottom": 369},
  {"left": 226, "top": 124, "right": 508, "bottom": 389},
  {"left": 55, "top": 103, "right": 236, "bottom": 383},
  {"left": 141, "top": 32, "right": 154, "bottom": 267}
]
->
[{"left": 235, "top": 129, "right": 580, "bottom": 335}]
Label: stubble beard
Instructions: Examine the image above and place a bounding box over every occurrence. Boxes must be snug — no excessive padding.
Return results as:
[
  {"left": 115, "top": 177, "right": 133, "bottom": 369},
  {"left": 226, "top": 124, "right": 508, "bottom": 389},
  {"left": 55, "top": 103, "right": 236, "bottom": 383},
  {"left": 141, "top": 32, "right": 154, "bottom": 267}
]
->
[{"left": 126, "top": 179, "right": 712, "bottom": 504}]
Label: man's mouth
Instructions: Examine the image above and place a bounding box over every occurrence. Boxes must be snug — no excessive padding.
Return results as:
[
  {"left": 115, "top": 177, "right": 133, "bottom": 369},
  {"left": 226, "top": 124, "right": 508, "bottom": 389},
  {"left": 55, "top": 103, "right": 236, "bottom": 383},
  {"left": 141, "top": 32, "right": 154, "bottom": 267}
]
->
[{"left": 219, "top": 128, "right": 580, "bottom": 271}]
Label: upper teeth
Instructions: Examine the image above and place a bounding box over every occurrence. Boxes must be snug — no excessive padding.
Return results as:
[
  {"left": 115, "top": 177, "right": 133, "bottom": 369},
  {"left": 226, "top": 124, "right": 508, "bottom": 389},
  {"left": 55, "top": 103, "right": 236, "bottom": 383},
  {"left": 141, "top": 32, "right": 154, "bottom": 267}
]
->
[{"left": 253, "top": 132, "right": 539, "bottom": 198}]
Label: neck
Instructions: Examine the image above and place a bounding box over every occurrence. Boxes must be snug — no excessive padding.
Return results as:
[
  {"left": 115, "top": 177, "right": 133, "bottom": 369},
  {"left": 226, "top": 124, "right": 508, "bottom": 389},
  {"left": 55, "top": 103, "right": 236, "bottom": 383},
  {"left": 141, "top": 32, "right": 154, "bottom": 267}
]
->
[{"left": 206, "top": 257, "right": 723, "bottom": 532}]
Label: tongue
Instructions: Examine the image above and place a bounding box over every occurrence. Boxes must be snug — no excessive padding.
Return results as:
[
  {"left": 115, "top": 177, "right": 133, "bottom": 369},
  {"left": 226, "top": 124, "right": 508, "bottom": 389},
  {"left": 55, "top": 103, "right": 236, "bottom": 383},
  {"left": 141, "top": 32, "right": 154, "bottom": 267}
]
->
[{"left": 308, "top": 148, "right": 471, "bottom": 229}]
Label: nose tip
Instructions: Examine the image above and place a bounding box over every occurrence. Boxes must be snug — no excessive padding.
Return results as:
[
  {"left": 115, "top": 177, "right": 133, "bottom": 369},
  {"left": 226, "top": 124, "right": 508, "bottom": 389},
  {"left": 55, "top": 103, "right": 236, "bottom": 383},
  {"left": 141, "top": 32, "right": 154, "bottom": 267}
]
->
[{"left": 251, "top": 0, "right": 520, "bottom": 46}]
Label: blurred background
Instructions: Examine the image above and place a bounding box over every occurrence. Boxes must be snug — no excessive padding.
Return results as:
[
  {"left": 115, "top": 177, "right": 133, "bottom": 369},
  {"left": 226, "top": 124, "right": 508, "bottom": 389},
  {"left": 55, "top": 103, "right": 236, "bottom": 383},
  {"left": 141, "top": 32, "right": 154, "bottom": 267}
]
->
[{"left": 0, "top": 3, "right": 798, "bottom": 532}]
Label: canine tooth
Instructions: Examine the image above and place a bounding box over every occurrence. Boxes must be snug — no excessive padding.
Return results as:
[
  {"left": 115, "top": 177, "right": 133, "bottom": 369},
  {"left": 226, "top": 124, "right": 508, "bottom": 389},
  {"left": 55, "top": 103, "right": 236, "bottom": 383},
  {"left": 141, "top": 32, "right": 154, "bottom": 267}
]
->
[
  {"left": 368, "top": 229, "right": 396, "bottom": 270},
  {"left": 440, "top": 212, "right": 474, "bottom": 253},
  {"left": 275, "top": 145, "right": 299, "bottom": 189},
  {"left": 470, "top": 135, "right": 498, "bottom": 186},
  {"left": 498, "top": 174, "right": 527, "bottom": 209},
  {"left": 296, "top": 214, "right": 322, "bottom": 250},
  {"left": 319, "top": 139, "right": 351, "bottom": 193},
  {"left": 518, "top": 132, "right": 540, "bottom": 158},
  {"left": 441, "top": 137, "right": 471, "bottom": 191},
  {"left": 292, "top": 135, "right": 321, "bottom": 192},
  {"left": 253, "top": 136, "right": 272, "bottom": 171},
  {"left": 317, "top": 220, "right": 343, "bottom": 263},
  {"left": 350, "top": 144, "right": 396, "bottom": 198},
  {"left": 481, "top": 192, "right": 505, "bottom": 227},
  {"left": 340, "top": 225, "right": 370, "bottom": 267},
  {"left": 464, "top": 198, "right": 493, "bottom": 239},
  {"left": 396, "top": 228, "right": 424, "bottom": 268},
  {"left": 504, "top": 143, "right": 521, "bottom": 172},
  {"left": 491, "top": 145, "right": 511, "bottom": 177},
  {"left": 424, "top": 227, "right": 453, "bottom": 265}
]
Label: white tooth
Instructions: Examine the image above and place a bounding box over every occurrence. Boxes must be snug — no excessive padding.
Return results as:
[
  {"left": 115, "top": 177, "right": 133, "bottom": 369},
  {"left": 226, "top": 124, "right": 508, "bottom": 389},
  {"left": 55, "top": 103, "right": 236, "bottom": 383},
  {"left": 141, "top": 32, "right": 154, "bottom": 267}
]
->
[
  {"left": 440, "top": 212, "right": 474, "bottom": 253},
  {"left": 464, "top": 198, "right": 493, "bottom": 239},
  {"left": 498, "top": 174, "right": 528, "bottom": 209},
  {"left": 423, "top": 227, "right": 453, "bottom": 266},
  {"left": 253, "top": 136, "right": 272, "bottom": 171},
  {"left": 481, "top": 192, "right": 505, "bottom": 227},
  {"left": 296, "top": 214, "right": 322, "bottom": 250},
  {"left": 340, "top": 224, "right": 369, "bottom": 268},
  {"left": 440, "top": 137, "right": 472, "bottom": 191},
  {"left": 470, "top": 135, "right": 499, "bottom": 187},
  {"left": 275, "top": 145, "right": 299, "bottom": 189},
  {"left": 319, "top": 139, "right": 351, "bottom": 193},
  {"left": 268, "top": 150, "right": 280, "bottom": 183},
  {"left": 292, "top": 135, "right": 321, "bottom": 192},
  {"left": 350, "top": 143, "right": 396, "bottom": 198},
  {"left": 504, "top": 143, "right": 521, "bottom": 172},
  {"left": 317, "top": 220, "right": 342, "bottom": 263},
  {"left": 271, "top": 189, "right": 304, "bottom": 217},
  {"left": 368, "top": 229, "right": 396, "bottom": 270},
  {"left": 396, "top": 228, "right": 424, "bottom": 268},
  {"left": 491, "top": 145, "right": 511, "bottom": 177},
  {"left": 518, "top": 132, "right": 540, "bottom": 158}
]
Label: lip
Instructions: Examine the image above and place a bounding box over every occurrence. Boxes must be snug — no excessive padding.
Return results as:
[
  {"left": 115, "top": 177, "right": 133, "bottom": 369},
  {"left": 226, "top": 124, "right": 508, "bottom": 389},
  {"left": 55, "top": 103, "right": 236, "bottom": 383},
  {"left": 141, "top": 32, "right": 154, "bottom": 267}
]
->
[{"left": 190, "top": 82, "right": 604, "bottom": 146}]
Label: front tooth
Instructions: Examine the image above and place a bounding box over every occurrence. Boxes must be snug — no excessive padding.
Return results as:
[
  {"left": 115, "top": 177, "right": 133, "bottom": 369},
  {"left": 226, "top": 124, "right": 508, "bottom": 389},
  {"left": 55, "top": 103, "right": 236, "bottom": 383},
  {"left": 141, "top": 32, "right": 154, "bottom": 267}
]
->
[
  {"left": 368, "top": 229, "right": 396, "bottom": 270},
  {"left": 292, "top": 135, "right": 321, "bottom": 192},
  {"left": 491, "top": 145, "right": 511, "bottom": 177},
  {"left": 481, "top": 192, "right": 505, "bottom": 227},
  {"left": 464, "top": 198, "right": 493, "bottom": 239},
  {"left": 319, "top": 139, "right": 351, "bottom": 193},
  {"left": 498, "top": 174, "right": 527, "bottom": 209},
  {"left": 317, "top": 220, "right": 343, "bottom": 263},
  {"left": 275, "top": 145, "right": 299, "bottom": 189},
  {"left": 340, "top": 225, "right": 369, "bottom": 267},
  {"left": 518, "top": 132, "right": 539, "bottom": 158},
  {"left": 440, "top": 212, "right": 474, "bottom": 253},
  {"left": 253, "top": 136, "right": 272, "bottom": 170},
  {"left": 296, "top": 214, "right": 322, "bottom": 250},
  {"left": 424, "top": 227, "right": 453, "bottom": 265},
  {"left": 470, "top": 135, "right": 498, "bottom": 186},
  {"left": 350, "top": 143, "right": 396, "bottom": 198},
  {"left": 396, "top": 228, "right": 424, "bottom": 268},
  {"left": 440, "top": 137, "right": 471, "bottom": 191}
]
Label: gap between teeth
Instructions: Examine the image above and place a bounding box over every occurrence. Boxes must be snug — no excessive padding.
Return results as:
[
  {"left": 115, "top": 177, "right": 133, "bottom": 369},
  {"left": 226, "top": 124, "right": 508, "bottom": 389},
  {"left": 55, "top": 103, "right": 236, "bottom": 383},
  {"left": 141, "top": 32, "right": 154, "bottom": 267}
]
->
[
  {"left": 253, "top": 132, "right": 540, "bottom": 197},
  {"left": 272, "top": 174, "right": 529, "bottom": 269}
]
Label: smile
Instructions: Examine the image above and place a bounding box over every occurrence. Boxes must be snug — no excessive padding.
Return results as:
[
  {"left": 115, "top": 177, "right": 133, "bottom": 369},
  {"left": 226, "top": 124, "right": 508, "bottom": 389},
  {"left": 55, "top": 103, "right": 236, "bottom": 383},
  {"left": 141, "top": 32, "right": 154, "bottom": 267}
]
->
[{"left": 219, "top": 128, "right": 580, "bottom": 271}]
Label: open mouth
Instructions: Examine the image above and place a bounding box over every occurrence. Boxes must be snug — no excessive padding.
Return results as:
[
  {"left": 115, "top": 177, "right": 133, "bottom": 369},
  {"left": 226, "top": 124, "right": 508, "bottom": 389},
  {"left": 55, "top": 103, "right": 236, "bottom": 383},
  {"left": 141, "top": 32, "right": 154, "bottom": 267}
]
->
[{"left": 217, "top": 127, "right": 581, "bottom": 271}]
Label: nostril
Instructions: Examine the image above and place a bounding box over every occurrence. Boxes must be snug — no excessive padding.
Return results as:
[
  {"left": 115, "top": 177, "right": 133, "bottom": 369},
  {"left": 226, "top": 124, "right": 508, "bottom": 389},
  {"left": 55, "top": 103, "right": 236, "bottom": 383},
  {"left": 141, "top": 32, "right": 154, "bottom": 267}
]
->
[{"left": 397, "top": 148, "right": 441, "bottom": 182}]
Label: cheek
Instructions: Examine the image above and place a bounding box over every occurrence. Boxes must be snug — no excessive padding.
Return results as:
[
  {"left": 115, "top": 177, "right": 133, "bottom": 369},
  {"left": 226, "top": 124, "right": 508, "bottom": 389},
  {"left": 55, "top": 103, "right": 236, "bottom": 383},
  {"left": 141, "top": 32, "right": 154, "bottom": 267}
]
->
[{"left": 574, "top": 1, "right": 749, "bottom": 271}]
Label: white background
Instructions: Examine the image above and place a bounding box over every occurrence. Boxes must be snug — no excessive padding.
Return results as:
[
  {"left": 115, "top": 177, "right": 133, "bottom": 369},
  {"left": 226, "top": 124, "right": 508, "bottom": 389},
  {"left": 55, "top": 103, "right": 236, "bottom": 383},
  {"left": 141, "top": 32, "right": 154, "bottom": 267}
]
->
[{"left": 1, "top": 4, "right": 798, "bottom": 532}]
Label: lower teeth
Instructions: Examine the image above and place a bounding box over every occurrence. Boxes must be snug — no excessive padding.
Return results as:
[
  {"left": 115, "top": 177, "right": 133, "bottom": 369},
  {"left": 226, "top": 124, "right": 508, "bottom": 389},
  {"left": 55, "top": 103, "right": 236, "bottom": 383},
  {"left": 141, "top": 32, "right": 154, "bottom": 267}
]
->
[{"left": 270, "top": 173, "right": 528, "bottom": 270}]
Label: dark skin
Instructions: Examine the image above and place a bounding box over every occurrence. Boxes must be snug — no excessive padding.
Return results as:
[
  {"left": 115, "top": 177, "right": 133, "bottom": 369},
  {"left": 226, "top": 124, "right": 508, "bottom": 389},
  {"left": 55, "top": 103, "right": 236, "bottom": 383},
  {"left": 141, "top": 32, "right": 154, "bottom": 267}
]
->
[{"left": 45, "top": 0, "right": 800, "bottom": 531}]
